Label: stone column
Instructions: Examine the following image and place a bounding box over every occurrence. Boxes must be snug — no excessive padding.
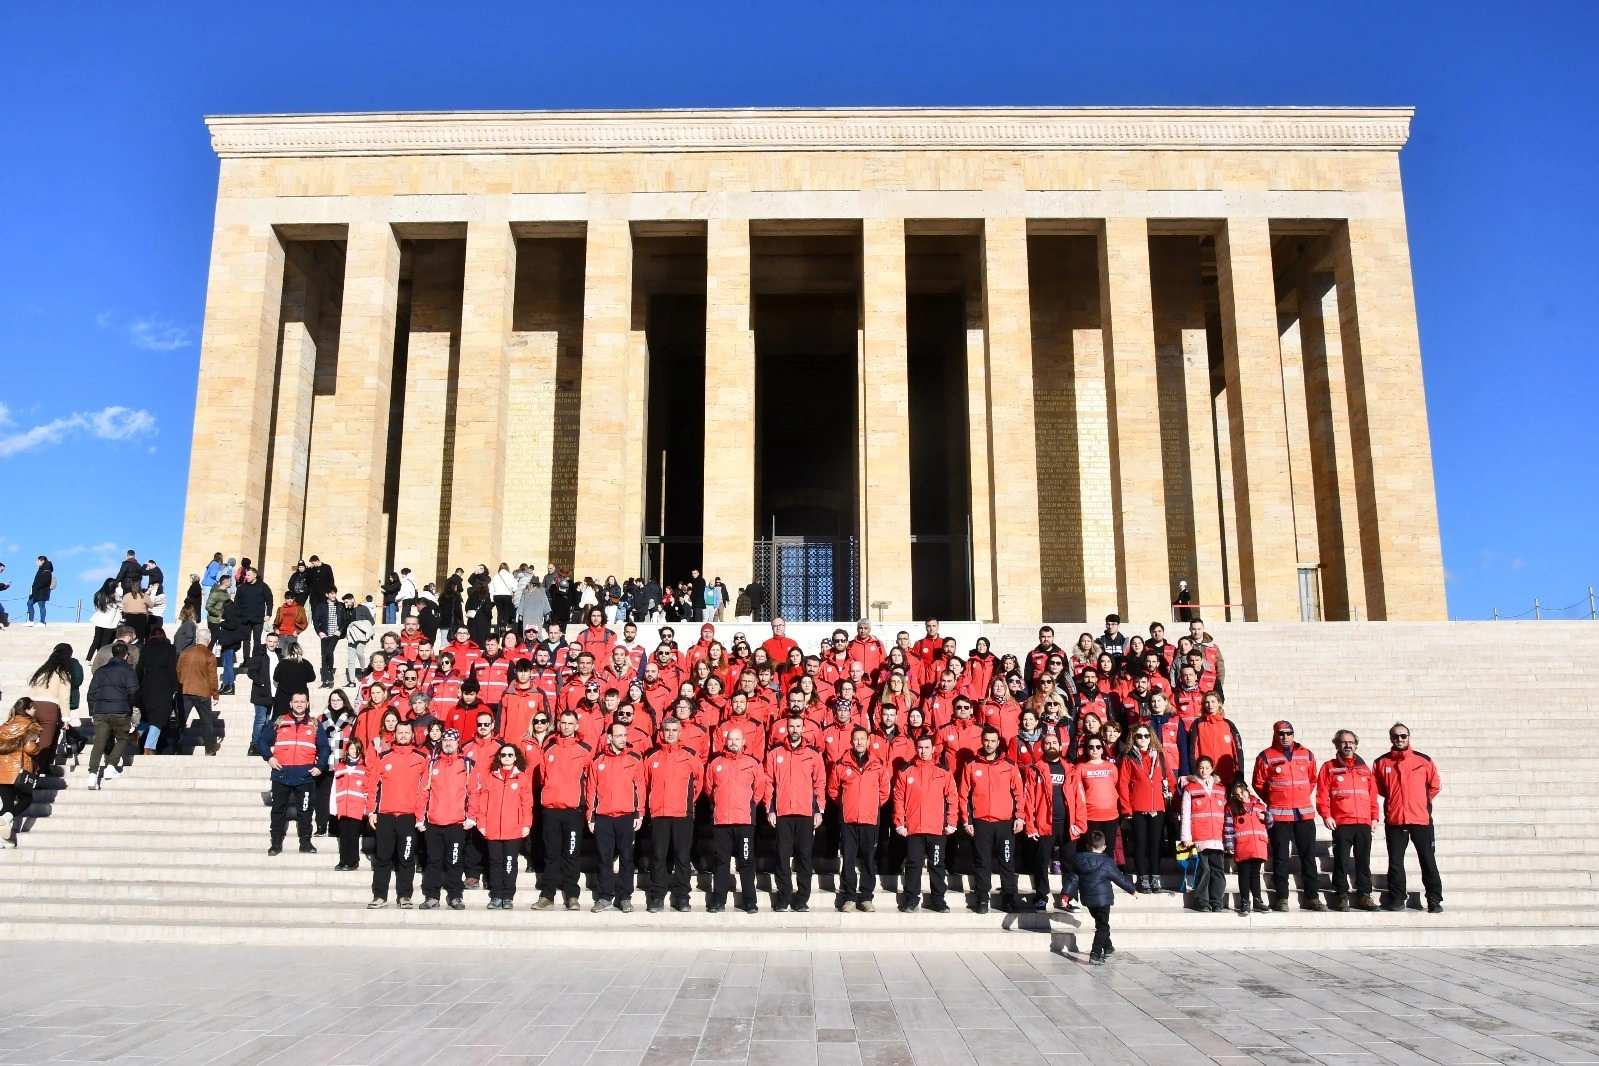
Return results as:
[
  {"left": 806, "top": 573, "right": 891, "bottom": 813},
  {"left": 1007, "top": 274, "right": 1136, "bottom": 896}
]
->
[
  {"left": 1298, "top": 273, "right": 1367, "bottom": 621},
  {"left": 1099, "top": 217, "right": 1172, "bottom": 623},
  {"left": 312, "top": 221, "right": 401, "bottom": 597},
  {"left": 261, "top": 261, "right": 318, "bottom": 589},
  {"left": 981, "top": 217, "right": 1043, "bottom": 622},
  {"left": 501, "top": 331, "right": 559, "bottom": 568},
  {"left": 860, "top": 217, "right": 914, "bottom": 620},
  {"left": 1215, "top": 218, "right": 1300, "bottom": 621},
  {"left": 1332, "top": 218, "right": 1447, "bottom": 620},
  {"left": 702, "top": 218, "right": 755, "bottom": 595},
  {"left": 573, "top": 219, "right": 635, "bottom": 580},
  {"left": 1072, "top": 328, "right": 1118, "bottom": 613},
  {"left": 1180, "top": 329, "right": 1227, "bottom": 615},
  {"left": 179, "top": 222, "right": 285, "bottom": 584},
  {"left": 965, "top": 327, "right": 996, "bottom": 622},
  {"left": 447, "top": 221, "right": 516, "bottom": 570},
  {"left": 1276, "top": 315, "right": 1322, "bottom": 574},
  {"left": 391, "top": 243, "right": 458, "bottom": 584}
]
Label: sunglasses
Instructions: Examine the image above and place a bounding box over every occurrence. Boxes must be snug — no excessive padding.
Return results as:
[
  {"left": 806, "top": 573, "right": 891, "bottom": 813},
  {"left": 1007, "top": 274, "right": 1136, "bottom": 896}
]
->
[
  {"left": 477, "top": 723, "right": 493, "bottom": 729},
  {"left": 1134, "top": 733, "right": 1151, "bottom": 740},
  {"left": 1276, "top": 730, "right": 1294, "bottom": 736},
  {"left": 1391, "top": 733, "right": 1409, "bottom": 740},
  {"left": 1086, "top": 743, "right": 1104, "bottom": 750},
  {"left": 498, "top": 753, "right": 516, "bottom": 760},
  {"left": 532, "top": 718, "right": 550, "bottom": 726}
]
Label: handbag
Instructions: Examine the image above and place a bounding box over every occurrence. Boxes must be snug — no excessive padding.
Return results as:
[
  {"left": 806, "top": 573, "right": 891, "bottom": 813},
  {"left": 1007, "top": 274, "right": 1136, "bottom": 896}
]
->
[{"left": 12, "top": 769, "right": 38, "bottom": 790}]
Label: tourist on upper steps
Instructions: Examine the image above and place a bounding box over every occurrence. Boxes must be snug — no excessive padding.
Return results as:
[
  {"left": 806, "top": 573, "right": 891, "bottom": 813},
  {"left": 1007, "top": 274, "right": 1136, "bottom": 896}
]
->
[
  {"left": 233, "top": 566, "right": 272, "bottom": 666},
  {"left": 136, "top": 626, "right": 179, "bottom": 755},
  {"left": 175, "top": 630, "right": 223, "bottom": 756},
  {"left": 1375, "top": 722, "right": 1444, "bottom": 913},
  {"left": 26, "top": 643, "right": 79, "bottom": 773},
  {"left": 245, "top": 631, "right": 281, "bottom": 757},
  {"left": 84, "top": 640, "right": 138, "bottom": 789},
  {"left": 26, "top": 555, "right": 53, "bottom": 626},
  {"left": 87, "top": 578, "right": 122, "bottom": 661},
  {"left": 271, "top": 641, "right": 316, "bottom": 717}
]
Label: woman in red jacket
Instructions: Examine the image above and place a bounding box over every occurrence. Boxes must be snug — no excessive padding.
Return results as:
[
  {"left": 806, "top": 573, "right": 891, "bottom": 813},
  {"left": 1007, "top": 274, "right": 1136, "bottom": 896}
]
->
[
  {"left": 470, "top": 743, "right": 535, "bottom": 909},
  {"left": 331, "top": 737, "right": 370, "bottom": 871},
  {"left": 1117, "top": 725, "right": 1175, "bottom": 893}
]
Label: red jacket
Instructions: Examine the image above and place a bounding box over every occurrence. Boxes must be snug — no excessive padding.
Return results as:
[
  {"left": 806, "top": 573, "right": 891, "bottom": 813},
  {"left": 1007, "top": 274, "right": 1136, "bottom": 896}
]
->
[
  {"left": 428, "top": 674, "right": 463, "bottom": 719},
  {"left": 980, "top": 697, "right": 1022, "bottom": 742},
  {"left": 1181, "top": 778, "right": 1227, "bottom": 844},
  {"left": 893, "top": 756, "right": 958, "bottom": 836},
  {"left": 443, "top": 640, "right": 483, "bottom": 674},
  {"left": 369, "top": 746, "right": 429, "bottom": 818},
  {"left": 921, "top": 692, "right": 959, "bottom": 730},
  {"left": 817, "top": 721, "right": 857, "bottom": 768},
  {"left": 469, "top": 767, "right": 534, "bottom": 840},
  {"left": 1226, "top": 797, "right": 1271, "bottom": 862},
  {"left": 704, "top": 752, "right": 769, "bottom": 825},
  {"left": 1373, "top": 748, "right": 1441, "bottom": 826},
  {"left": 423, "top": 753, "right": 473, "bottom": 825},
  {"left": 332, "top": 761, "right": 369, "bottom": 820},
  {"left": 1022, "top": 758, "right": 1085, "bottom": 839},
  {"left": 958, "top": 754, "right": 1025, "bottom": 826},
  {"left": 473, "top": 656, "right": 510, "bottom": 706},
  {"left": 936, "top": 719, "right": 983, "bottom": 776},
  {"left": 1252, "top": 744, "right": 1318, "bottom": 820},
  {"left": 1316, "top": 755, "right": 1379, "bottom": 825},
  {"left": 828, "top": 750, "right": 891, "bottom": 824},
  {"left": 713, "top": 714, "right": 766, "bottom": 762},
  {"left": 645, "top": 742, "right": 702, "bottom": 818},
  {"left": 270, "top": 717, "right": 319, "bottom": 769},
  {"left": 1117, "top": 749, "right": 1175, "bottom": 815},
  {"left": 539, "top": 735, "right": 593, "bottom": 810},
  {"left": 586, "top": 745, "right": 644, "bottom": 817},
  {"left": 1188, "top": 713, "right": 1244, "bottom": 785},
  {"left": 765, "top": 743, "right": 828, "bottom": 817},
  {"left": 869, "top": 730, "right": 917, "bottom": 774},
  {"left": 847, "top": 636, "right": 886, "bottom": 676}
]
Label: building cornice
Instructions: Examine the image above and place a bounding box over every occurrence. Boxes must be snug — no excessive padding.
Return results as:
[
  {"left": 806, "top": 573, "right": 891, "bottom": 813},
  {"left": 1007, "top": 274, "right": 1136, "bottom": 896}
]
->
[{"left": 205, "top": 107, "right": 1413, "bottom": 159}]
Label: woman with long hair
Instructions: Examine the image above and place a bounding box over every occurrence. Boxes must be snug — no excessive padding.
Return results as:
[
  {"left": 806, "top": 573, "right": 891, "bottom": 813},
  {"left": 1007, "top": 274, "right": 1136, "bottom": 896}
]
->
[
  {"left": 1076, "top": 734, "right": 1121, "bottom": 857},
  {"left": 316, "top": 689, "right": 358, "bottom": 836},
  {"left": 1119, "top": 723, "right": 1174, "bottom": 893},
  {"left": 1068, "top": 633, "right": 1099, "bottom": 681},
  {"left": 173, "top": 602, "right": 200, "bottom": 658},
  {"left": 0, "top": 699, "right": 43, "bottom": 848},
  {"left": 332, "top": 736, "right": 369, "bottom": 871},
  {"left": 121, "top": 578, "right": 152, "bottom": 644},
  {"left": 472, "top": 742, "right": 534, "bottom": 909},
  {"left": 272, "top": 641, "right": 316, "bottom": 715},
  {"left": 27, "top": 643, "right": 80, "bottom": 771},
  {"left": 87, "top": 578, "right": 121, "bottom": 660}
]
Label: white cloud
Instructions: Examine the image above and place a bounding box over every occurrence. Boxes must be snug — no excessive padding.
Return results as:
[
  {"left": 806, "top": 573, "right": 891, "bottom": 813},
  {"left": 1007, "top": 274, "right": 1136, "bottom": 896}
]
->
[
  {"left": 79, "top": 563, "right": 119, "bottom": 585},
  {"left": 127, "top": 316, "right": 193, "bottom": 351},
  {"left": 0, "top": 405, "right": 158, "bottom": 458},
  {"left": 57, "top": 542, "right": 120, "bottom": 558}
]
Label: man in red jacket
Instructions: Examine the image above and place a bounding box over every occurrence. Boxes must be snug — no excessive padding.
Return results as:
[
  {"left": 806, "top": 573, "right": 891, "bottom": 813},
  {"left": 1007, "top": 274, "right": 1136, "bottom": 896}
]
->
[
  {"left": 366, "top": 721, "right": 428, "bottom": 908},
  {"left": 830, "top": 726, "right": 890, "bottom": 912},
  {"left": 704, "top": 729, "right": 768, "bottom": 913},
  {"left": 1252, "top": 720, "right": 1326, "bottom": 911},
  {"left": 761, "top": 617, "right": 799, "bottom": 668},
  {"left": 894, "top": 735, "right": 957, "bottom": 912},
  {"left": 1316, "top": 729, "right": 1381, "bottom": 911},
  {"left": 645, "top": 717, "right": 701, "bottom": 913},
  {"left": 532, "top": 711, "right": 591, "bottom": 910},
  {"left": 960, "top": 726, "right": 1027, "bottom": 914},
  {"left": 766, "top": 718, "right": 828, "bottom": 912},
  {"left": 586, "top": 721, "right": 644, "bottom": 913},
  {"left": 1374, "top": 722, "right": 1444, "bottom": 913},
  {"left": 847, "top": 620, "right": 887, "bottom": 677}
]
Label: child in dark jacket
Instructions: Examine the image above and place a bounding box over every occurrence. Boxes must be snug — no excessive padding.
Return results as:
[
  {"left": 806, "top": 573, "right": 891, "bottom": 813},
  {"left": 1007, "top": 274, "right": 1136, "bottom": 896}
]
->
[{"left": 1063, "top": 830, "right": 1140, "bottom": 964}]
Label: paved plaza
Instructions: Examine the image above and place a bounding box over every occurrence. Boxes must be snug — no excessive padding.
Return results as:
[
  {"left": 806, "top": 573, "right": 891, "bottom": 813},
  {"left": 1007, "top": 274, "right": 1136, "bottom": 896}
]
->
[{"left": 2, "top": 945, "right": 1597, "bottom": 1065}]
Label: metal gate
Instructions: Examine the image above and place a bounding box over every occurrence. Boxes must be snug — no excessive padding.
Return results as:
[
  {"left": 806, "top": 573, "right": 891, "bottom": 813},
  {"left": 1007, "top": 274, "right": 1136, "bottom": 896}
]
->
[{"left": 753, "top": 537, "right": 859, "bottom": 622}]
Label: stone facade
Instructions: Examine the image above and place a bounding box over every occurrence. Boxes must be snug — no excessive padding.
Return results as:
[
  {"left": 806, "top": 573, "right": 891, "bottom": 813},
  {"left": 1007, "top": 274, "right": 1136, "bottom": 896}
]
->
[{"left": 180, "top": 107, "right": 1447, "bottom": 622}]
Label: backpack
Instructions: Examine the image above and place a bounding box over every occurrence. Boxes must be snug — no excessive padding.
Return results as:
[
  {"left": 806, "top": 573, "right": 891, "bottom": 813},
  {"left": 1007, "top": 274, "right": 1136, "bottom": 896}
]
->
[{"left": 56, "top": 720, "right": 90, "bottom": 770}]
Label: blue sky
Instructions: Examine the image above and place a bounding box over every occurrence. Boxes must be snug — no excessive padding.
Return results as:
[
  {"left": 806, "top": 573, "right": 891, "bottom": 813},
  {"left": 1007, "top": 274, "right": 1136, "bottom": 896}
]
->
[{"left": 1, "top": 1, "right": 1593, "bottom": 621}]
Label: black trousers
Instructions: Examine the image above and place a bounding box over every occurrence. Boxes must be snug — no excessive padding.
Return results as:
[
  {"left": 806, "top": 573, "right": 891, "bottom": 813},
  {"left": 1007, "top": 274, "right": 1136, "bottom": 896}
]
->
[
  {"left": 539, "top": 807, "right": 583, "bottom": 900},
  {"left": 240, "top": 620, "right": 263, "bottom": 666},
  {"left": 1087, "top": 818, "right": 1120, "bottom": 857},
  {"left": 1088, "top": 905, "right": 1113, "bottom": 954},
  {"left": 494, "top": 595, "right": 515, "bottom": 630},
  {"left": 1194, "top": 849, "right": 1226, "bottom": 908},
  {"left": 650, "top": 815, "right": 694, "bottom": 904},
  {"left": 711, "top": 823, "right": 757, "bottom": 909},
  {"left": 593, "top": 814, "right": 637, "bottom": 901},
  {"left": 1028, "top": 820, "right": 1074, "bottom": 898},
  {"left": 1331, "top": 824, "right": 1373, "bottom": 895},
  {"left": 773, "top": 814, "right": 816, "bottom": 906},
  {"left": 314, "top": 773, "right": 334, "bottom": 834},
  {"left": 336, "top": 816, "right": 362, "bottom": 867},
  {"left": 486, "top": 839, "right": 521, "bottom": 900},
  {"left": 464, "top": 827, "right": 486, "bottom": 879},
  {"left": 1269, "top": 817, "right": 1320, "bottom": 900},
  {"left": 970, "top": 819, "right": 1018, "bottom": 901},
  {"left": 1235, "top": 858, "right": 1264, "bottom": 904},
  {"left": 423, "top": 823, "right": 467, "bottom": 901},
  {"left": 319, "top": 635, "right": 340, "bottom": 685},
  {"left": 839, "top": 822, "right": 878, "bottom": 902},
  {"left": 0, "top": 784, "right": 32, "bottom": 838},
  {"left": 181, "top": 696, "right": 222, "bottom": 752},
  {"left": 1127, "top": 812, "right": 1163, "bottom": 879},
  {"left": 270, "top": 781, "right": 314, "bottom": 847},
  {"left": 903, "top": 833, "right": 948, "bottom": 903},
  {"left": 1385, "top": 823, "right": 1442, "bottom": 905},
  {"left": 372, "top": 812, "right": 418, "bottom": 900}
]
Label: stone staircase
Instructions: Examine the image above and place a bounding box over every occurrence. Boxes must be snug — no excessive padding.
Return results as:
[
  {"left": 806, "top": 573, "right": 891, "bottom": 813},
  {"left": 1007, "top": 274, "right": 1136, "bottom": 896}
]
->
[{"left": 2, "top": 619, "right": 1595, "bottom": 953}]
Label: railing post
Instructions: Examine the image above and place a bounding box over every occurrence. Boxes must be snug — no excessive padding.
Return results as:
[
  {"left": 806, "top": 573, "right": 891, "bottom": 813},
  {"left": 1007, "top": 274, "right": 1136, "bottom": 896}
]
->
[
  {"left": 1492, "top": 608, "right": 1498, "bottom": 621},
  {"left": 1590, "top": 586, "right": 1596, "bottom": 620},
  {"left": 1534, "top": 598, "right": 1541, "bottom": 620}
]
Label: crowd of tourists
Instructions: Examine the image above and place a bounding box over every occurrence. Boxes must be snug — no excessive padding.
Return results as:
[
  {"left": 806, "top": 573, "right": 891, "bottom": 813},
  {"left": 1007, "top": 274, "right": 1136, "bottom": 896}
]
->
[{"left": 0, "top": 549, "right": 1443, "bottom": 963}]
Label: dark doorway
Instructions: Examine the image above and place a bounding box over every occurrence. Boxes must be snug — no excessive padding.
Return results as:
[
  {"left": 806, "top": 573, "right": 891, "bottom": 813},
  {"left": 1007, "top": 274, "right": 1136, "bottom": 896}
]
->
[{"left": 907, "top": 292, "right": 973, "bottom": 620}]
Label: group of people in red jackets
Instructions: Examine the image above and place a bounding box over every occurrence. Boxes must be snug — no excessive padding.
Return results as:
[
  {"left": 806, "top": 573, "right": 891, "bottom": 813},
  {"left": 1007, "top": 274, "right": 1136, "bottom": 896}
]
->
[{"left": 259, "top": 607, "right": 1443, "bottom": 926}]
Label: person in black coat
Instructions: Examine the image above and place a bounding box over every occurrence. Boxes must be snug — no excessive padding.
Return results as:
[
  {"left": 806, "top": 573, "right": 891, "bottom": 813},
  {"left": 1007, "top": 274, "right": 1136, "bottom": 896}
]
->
[
  {"left": 28, "top": 557, "right": 54, "bottom": 624},
  {"left": 304, "top": 556, "right": 336, "bottom": 603},
  {"left": 115, "top": 551, "right": 144, "bottom": 591},
  {"left": 1062, "top": 831, "right": 1140, "bottom": 964},
  {"left": 465, "top": 584, "right": 493, "bottom": 645},
  {"left": 137, "top": 628, "right": 180, "bottom": 754},
  {"left": 271, "top": 642, "right": 316, "bottom": 715}
]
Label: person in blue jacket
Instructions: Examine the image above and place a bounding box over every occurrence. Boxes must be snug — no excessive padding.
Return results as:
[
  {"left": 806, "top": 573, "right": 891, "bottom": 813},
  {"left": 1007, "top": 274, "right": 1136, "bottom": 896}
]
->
[{"left": 1063, "top": 830, "right": 1140, "bottom": 964}]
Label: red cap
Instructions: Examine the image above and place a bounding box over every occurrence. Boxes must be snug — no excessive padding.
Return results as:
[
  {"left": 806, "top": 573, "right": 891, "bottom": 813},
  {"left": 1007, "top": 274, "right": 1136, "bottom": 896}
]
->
[{"left": 1273, "top": 720, "right": 1294, "bottom": 734}]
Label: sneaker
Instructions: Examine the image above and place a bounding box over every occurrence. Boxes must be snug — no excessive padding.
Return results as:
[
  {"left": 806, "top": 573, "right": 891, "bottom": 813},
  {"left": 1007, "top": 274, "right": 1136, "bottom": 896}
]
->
[
  {"left": 85, "top": 773, "right": 100, "bottom": 791},
  {"left": 368, "top": 898, "right": 388, "bottom": 909},
  {"left": 672, "top": 900, "right": 692, "bottom": 912},
  {"left": 973, "top": 900, "right": 990, "bottom": 915},
  {"left": 448, "top": 898, "right": 465, "bottom": 911},
  {"left": 267, "top": 845, "right": 283, "bottom": 857},
  {"left": 592, "top": 899, "right": 613, "bottom": 913},
  {"left": 793, "top": 902, "right": 809, "bottom": 913},
  {"left": 1271, "top": 899, "right": 1290, "bottom": 912},
  {"left": 1427, "top": 901, "right": 1443, "bottom": 914},
  {"left": 0, "top": 836, "right": 16, "bottom": 850},
  {"left": 647, "top": 900, "right": 664, "bottom": 913},
  {"left": 897, "top": 900, "right": 917, "bottom": 913},
  {"left": 1032, "top": 895, "right": 1047, "bottom": 912},
  {"left": 1355, "top": 894, "right": 1380, "bottom": 911},
  {"left": 1330, "top": 893, "right": 1350, "bottom": 912},
  {"left": 500, "top": 900, "right": 514, "bottom": 910},
  {"left": 299, "top": 843, "right": 317, "bottom": 854},
  {"left": 1089, "top": 951, "right": 1105, "bottom": 966},
  {"left": 419, "top": 899, "right": 440, "bottom": 910},
  {"left": 1302, "top": 896, "right": 1327, "bottom": 912},
  {"left": 396, "top": 898, "right": 413, "bottom": 909},
  {"left": 564, "top": 897, "right": 581, "bottom": 911},
  {"left": 926, "top": 899, "right": 949, "bottom": 913},
  {"left": 857, "top": 901, "right": 875, "bottom": 913},
  {"left": 487, "top": 898, "right": 502, "bottom": 910},
  {"left": 740, "top": 903, "right": 759, "bottom": 914},
  {"left": 1103, "top": 944, "right": 1115, "bottom": 956},
  {"left": 617, "top": 898, "right": 633, "bottom": 914},
  {"left": 772, "top": 901, "right": 790, "bottom": 913},
  {"left": 101, "top": 765, "right": 122, "bottom": 782},
  {"left": 532, "top": 897, "right": 555, "bottom": 910},
  {"left": 1381, "top": 898, "right": 1406, "bottom": 911},
  {"left": 838, "top": 901, "right": 856, "bottom": 913},
  {"left": 706, "top": 904, "right": 725, "bottom": 913},
  {"left": 1252, "top": 897, "right": 1269, "bottom": 912},
  {"left": 1236, "top": 904, "right": 1250, "bottom": 917}
]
